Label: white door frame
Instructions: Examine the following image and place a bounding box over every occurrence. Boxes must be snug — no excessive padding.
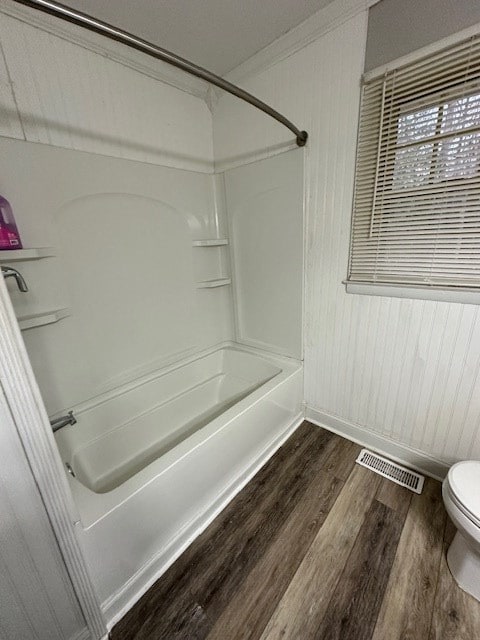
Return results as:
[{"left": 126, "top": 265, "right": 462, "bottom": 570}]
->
[{"left": 0, "top": 276, "right": 106, "bottom": 639}]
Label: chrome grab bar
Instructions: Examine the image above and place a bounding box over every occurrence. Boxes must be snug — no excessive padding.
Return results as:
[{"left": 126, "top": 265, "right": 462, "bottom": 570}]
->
[{"left": 50, "top": 410, "right": 77, "bottom": 432}]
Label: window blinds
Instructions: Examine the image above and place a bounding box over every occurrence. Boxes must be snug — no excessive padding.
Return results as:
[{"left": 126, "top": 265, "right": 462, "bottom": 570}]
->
[{"left": 348, "top": 34, "right": 480, "bottom": 290}]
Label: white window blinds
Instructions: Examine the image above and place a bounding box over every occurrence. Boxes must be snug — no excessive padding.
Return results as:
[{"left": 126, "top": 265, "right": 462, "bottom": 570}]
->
[{"left": 347, "top": 34, "right": 480, "bottom": 292}]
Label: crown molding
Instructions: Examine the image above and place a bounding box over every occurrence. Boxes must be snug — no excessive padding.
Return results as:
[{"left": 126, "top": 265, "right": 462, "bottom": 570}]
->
[
  {"left": 225, "top": 0, "right": 375, "bottom": 84},
  {"left": 0, "top": 0, "right": 209, "bottom": 100}
]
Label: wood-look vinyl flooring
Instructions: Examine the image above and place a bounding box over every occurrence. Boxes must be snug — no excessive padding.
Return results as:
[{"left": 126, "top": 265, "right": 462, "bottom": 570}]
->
[{"left": 111, "top": 421, "right": 480, "bottom": 640}]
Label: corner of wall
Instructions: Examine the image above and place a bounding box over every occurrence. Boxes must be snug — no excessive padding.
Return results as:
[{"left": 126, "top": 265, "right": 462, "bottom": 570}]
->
[
  {"left": 306, "top": 406, "right": 449, "bottom": 480},
  {"left": 0, "top": 2, "right": 215, "bottom": 173},
  {"left": 211, "top": 0, "right": 369, "bottom": 170}
]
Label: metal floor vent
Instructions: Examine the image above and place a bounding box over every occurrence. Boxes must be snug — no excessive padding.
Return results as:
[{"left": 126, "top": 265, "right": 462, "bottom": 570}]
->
[{"left": 356, "top": 449, "right": 425, "bottom": 494}]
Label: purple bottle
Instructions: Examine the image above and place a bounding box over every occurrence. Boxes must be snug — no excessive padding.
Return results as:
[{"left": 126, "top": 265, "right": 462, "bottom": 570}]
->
[{"left": 0, "top": 196, "right": 22, "bottom": 250}]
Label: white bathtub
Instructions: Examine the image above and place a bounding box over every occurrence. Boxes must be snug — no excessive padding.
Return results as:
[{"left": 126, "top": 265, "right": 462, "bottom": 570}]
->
[{"left": 55, "top": 343, "right": 303, "bottom": 624}]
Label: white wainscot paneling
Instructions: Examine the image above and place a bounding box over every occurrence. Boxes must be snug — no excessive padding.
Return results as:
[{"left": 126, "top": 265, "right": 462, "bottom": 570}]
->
[
  {"left": 0, "top": 385, "right": 88, "bottom": 640},
  {"left": 213, "top": 0, "right": 480, "bottom": 475},
  {"left": 0, "top": 10, "right": 214, "bottom": 172},
  {"left": 0, "top": 36, "right": 24, "bottom": 140}
]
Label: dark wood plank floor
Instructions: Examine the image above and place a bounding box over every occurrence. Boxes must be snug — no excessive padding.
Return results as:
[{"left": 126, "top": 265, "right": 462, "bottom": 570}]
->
[{"left": 111, "top": 421, "right": 480, "bottom": 640}]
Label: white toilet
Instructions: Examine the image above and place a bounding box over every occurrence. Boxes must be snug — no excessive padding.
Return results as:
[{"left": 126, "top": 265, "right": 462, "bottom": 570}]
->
[{"left": 443, "top": 460, "right": 480, "bottom": 601}]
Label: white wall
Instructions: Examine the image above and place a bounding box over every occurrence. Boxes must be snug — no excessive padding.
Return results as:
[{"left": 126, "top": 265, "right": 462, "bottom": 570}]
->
[
  {"left": 213, "top": 0, "right": 480, "bottom": 477},
  {"left": 0, "top": 383, "right": 88, "bottom": 640},
  {"left": 365, "top": 0, "right": 480, "bottom": 70},
  {"left": 0, "top": 6, "right": 214, "bottom": 172},
  {"left": 0, "top": 5, "right": 235, "bottom": 418}
]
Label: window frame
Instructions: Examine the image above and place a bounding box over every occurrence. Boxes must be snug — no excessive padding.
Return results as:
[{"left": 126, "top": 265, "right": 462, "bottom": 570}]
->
[{"left": 346, "top": 23, "right": 480, "bottom": 305}]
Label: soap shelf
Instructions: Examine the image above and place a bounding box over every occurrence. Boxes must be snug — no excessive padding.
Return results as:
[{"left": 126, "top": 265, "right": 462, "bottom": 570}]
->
[
  {"left": 192, "top": 239, "right": 229, "bottom": 247},
  {"left": 0, "top": 247, "right": 54, "bottom": 261},
  {"left": 18, "top": 308, "right": 70, "bottom": 331},
  {"left": 197, "top": 278, "right": 231, "bottom": 289}
]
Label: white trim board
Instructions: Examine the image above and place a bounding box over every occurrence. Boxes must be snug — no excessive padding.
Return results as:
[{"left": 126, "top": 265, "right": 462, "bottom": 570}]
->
[
  {"left": 306, "top": 406, "right": 449, "bottom": 481},
  {"left": 0, "top": 0, "right": 209, "bottom": 100},
  {"left": 0, "top": 276, "right": 106, "bottom": 639},
  {"left": 345, "top": 282, "right": 480, "bottom": 306}
]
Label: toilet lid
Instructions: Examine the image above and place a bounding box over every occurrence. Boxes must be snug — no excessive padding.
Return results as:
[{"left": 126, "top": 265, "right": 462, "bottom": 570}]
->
[{"left": 448, "top": 461, "right": 480, "bottom": 524}]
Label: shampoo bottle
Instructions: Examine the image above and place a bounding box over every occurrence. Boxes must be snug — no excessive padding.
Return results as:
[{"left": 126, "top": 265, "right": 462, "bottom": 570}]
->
[{"left": 0, "top": 196, "right": 22, "bottom": 250}]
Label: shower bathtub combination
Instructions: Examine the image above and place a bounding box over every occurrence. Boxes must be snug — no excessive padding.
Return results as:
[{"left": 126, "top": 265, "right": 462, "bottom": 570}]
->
[
  {"left": 2, "top": 133, "right": 305, "bottom": 629},
  {"left": 2, "top": 0, "right": 308, "bottom": 633},
  {"left": 55, "top": 344, "right": 303, "bottom": 621}
]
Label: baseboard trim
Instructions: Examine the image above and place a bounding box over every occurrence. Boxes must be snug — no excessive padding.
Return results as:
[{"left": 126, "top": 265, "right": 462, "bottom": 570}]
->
[
  {"left": 306, "top": 406, "right": 449, "bottom": 481},
  {"left": 103, "top": 412, "right": 305, "bottom": 629}
]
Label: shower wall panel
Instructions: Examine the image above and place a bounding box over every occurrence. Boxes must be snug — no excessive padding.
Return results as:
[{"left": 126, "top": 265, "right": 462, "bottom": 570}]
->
[
  {"left": 0, "top": 137, "right": 233, "bottom": 415},
  {"left": 224, "top": 149, "right": 304, "bottom": 360}
]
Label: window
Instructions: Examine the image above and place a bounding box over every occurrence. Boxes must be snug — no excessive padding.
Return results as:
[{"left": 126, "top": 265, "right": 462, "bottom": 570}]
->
[{"left": 347, "top": 34, "right": 480, "bottom": 302}]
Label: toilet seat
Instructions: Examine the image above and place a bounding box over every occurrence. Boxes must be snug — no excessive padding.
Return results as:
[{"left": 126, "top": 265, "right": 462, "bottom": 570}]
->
[{"left": 447, "top": 461, "right": 480, "bottom": 529}]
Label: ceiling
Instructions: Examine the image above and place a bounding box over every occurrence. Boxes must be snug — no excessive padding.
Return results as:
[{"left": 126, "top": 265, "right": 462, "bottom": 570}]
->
[{"left": 68, "top": 0, "right": 335, "bottom": 76}]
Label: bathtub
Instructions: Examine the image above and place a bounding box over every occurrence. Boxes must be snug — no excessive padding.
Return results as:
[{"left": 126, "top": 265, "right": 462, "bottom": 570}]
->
[{"left": 55, "top": 343, "right": 303, "bottom": 624}]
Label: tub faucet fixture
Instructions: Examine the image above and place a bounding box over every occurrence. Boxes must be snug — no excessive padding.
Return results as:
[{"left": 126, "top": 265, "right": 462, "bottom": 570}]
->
[
  {"left": 1, "top": 265, "right": 28, "bottom": 292},
  {"left": 50, "top": 411, "right": 77, "bottom": 433}
]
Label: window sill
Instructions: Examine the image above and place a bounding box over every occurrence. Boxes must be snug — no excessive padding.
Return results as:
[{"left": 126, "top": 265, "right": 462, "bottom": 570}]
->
[{"left": 345, "top": 281, "right": 480, "bottom": 305}]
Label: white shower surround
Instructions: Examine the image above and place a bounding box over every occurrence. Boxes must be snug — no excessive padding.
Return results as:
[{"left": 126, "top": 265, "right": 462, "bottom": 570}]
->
[
  {"left": 0, "top": 136, "right": 304, "bottom": 632},
  {"left": 0, "top": 1, "right": 372, "bottom": 638},
  {"left": 57, "top": 344, "right": 303, "bottom": 624},
  {"left": 213, "top": 0, "right": 480, "bottom": 478}
]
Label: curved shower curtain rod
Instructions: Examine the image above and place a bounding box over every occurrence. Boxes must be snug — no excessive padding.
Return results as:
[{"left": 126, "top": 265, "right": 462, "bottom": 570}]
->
[{"left": 12, "top": 0, "right": 309, "bottom": 147}]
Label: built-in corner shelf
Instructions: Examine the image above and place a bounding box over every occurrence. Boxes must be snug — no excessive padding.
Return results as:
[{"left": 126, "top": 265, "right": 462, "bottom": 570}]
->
[
  {"left": 0, "top": 247, "right": 54, "bottom": 261},
  {"left": 192, "top": 239, "right": 229, "bottom": 247},
  {"left": 197, "top": 278, "right": 232, "bottom": 289},
  {"left": 18, "top": 308, "right": 70, "bottom": 331}
]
